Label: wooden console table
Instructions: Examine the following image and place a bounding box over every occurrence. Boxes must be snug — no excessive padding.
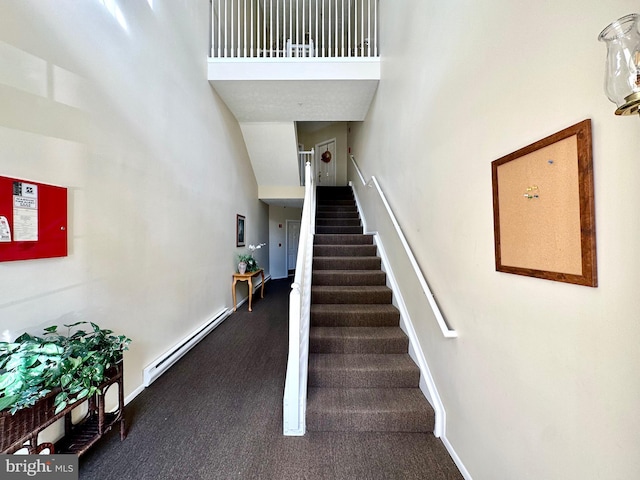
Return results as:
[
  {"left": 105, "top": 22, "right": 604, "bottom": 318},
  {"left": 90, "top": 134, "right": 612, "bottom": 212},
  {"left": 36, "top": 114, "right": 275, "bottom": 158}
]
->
[{"left": 232, "top": 269, "right": 265, "bottom": 312}]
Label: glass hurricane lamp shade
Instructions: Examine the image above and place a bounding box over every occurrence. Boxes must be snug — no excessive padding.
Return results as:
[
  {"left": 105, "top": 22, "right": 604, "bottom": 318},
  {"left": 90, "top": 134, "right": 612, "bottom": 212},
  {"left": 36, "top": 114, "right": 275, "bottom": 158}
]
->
[{"left": 598, "top": 13, "right": 640, "bottom": 115}]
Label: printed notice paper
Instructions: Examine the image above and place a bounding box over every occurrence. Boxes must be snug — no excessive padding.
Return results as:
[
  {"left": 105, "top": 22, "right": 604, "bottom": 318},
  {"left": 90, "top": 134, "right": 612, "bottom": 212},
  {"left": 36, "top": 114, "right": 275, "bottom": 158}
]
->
[
  {"left": 13, "top": 181, "right": 38, "bottom": 241},
  {"left": 0, "top": 216, "right": 10, "bottom": 242}
]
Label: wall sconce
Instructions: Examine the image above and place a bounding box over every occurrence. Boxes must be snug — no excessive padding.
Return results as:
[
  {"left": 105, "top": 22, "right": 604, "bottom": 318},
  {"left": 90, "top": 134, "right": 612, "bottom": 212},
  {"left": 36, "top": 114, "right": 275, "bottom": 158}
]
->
[{"left": 598, "top": 14, "right": 640, "bottom": 116}]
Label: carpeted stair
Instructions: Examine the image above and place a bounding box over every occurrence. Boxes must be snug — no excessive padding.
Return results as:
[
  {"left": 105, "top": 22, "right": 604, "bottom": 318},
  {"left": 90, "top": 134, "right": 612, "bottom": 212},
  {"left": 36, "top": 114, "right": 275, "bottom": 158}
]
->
[{"left": 306, "top": 186, "right": 435, "bottom": 432}]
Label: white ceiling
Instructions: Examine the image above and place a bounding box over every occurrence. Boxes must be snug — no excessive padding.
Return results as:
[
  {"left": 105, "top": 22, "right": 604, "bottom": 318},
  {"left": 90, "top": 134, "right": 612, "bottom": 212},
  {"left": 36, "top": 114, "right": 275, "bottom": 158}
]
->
[
  {"left": 208, "top": 58, "right": 380, "bottom": 205},
  {"left": 208, "top": 58, "right": 380, "bottom": 122},
  {"left": 211, "top": 79, "right": 379, "bottom": 122}
]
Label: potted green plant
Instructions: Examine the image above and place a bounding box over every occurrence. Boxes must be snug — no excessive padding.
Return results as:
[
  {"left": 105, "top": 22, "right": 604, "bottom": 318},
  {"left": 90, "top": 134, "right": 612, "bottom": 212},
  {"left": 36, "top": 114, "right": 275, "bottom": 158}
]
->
[
  {"left": 0, "top": 322, "right": 131, "bottom": 415},
  {"left": 237, "top": 243, "right": 266, "bottom": 273}
]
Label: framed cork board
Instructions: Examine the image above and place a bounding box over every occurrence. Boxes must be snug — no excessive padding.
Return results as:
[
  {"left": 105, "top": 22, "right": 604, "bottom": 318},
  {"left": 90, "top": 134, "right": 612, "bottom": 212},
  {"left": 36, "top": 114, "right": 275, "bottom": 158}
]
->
[{"left": 491, "top": 119, "right": 597, "bottom": 287}]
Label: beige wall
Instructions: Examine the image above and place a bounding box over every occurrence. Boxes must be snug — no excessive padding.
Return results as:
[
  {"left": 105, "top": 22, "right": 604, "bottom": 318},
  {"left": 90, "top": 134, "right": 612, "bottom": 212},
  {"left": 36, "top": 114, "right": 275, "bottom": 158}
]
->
[
  {"left": 0, "top": 1, "right": 268, "bottom": 401},
  {"left": 298, "top": 122, "right": 348, "bottom": 186},
  {"left": 349, "top": 1, "right": 640, "bottom": 479}
]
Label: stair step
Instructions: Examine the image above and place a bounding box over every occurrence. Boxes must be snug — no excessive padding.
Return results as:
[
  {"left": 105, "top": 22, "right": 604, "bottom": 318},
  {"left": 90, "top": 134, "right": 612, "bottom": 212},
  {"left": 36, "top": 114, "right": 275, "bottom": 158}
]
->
[
  {"left": 306, "top": 387, "right": 434, "bottom": 432},
  {"left": 316, "top": 225, "right": 363, "bottom": 234},
  {"left": 317, "top": 199, "right": 356, "bottom": 206},
  {"left": 308, "top": 354, "right": 420, "bottom": 388},
  {"left": 314, "top": 234, "right": 374, "bottom": 245},
  {"left": 316, "top": 218, "right": 361, "bottom": 227},
  {"left": 311, "top": 304, "right": 400, "bottom": 327},
  {"left": 317, "top": 187, "right": 353, "bottom": 199},
  {"left": 312, "top": 270, "right": 386, "bottom": 286},
  {"left": 310, "top": 327, "right": 408, "bottom": 353},
  {"left": 313, "top": 256, "right": 380, "bottom": 270},
  {"left": 313, "top": 245, "right": 377, "bottom": 257},
  {"left": 316, "top": 211, "right": 360, "bottom": 219},
  {"left": 316, "top": 208, "right": 358, "bottom": 216},
  {"left": 312, "top": 285, "right": 392, "bottom": 304}
]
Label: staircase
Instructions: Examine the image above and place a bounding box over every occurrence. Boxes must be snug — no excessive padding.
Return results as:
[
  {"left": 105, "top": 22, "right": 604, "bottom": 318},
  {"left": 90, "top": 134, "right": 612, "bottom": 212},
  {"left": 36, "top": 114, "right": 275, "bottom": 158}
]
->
[{"left": 306, "top": 186, "right": 435, "bottom": 432}]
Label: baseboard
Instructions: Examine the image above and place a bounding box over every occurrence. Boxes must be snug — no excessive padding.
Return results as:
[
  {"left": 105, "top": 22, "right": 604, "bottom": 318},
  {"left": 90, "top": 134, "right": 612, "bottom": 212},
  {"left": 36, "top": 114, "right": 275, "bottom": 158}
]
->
[
  {"left": 442, "top": 435, "right": 473, "bottom": 480},
  {"left": 142, "top": 307, "right": 234, "bottom": 387},
  {"left": 372, "top": 233, "right": 446, "bottom": 438},
  {"left": 124, "top": 384, "right": 145, "bottom": 406}
]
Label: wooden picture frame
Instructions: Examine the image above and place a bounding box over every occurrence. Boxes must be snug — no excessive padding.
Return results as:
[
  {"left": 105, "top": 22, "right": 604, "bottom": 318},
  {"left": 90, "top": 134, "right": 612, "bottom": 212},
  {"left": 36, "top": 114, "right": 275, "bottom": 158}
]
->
[
  {"left": 491, "top": 119, "right": 597, "bottom": 287},
  {"left": 236, "top": 214, "right": 245, "bottom": 247}
]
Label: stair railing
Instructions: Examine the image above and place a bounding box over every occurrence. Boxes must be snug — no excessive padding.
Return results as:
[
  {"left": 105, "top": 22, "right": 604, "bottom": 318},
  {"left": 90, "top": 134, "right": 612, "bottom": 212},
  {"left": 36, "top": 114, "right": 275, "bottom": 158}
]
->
[
  {"left": 350, "top": 155, "right": 457, "bottom": 338},
  {"left": 283, "top": 160, "right": 315, "bottom": 435},
  {"left": 298, "top": 148, "right": 314, "bottom": 186},
  {"left": 211, "top": 0, "right": 379, "bottom": 59}
]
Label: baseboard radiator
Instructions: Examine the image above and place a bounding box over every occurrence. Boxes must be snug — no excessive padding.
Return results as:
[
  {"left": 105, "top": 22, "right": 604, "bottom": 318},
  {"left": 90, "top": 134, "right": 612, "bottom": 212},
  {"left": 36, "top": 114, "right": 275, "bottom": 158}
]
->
[{"left": 143, "top": 308, "right": 232, "bottom": 387}]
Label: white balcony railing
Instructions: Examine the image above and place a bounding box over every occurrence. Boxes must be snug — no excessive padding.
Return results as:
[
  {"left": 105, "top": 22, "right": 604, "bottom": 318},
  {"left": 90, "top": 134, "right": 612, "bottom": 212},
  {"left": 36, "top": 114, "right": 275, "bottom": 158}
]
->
[{"left": 211, "top": 0, "right": 378, "bottom": 59}]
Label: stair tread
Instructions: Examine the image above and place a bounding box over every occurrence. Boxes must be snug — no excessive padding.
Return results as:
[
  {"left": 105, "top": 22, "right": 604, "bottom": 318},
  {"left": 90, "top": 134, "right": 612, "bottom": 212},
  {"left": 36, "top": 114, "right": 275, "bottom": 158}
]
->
[
  {"left": 312, "top": 285, "right": 391, "bottom": 292},
  {"left": 310, "top": 326, "right": 406, "bottom": 340},
  {"left": 314, "top": 234, "right": 374, "bottom": 245},
  {"left": 309, "top": 353, "right": 418, "bottom": 372},
  {"left": 306, "top": 387, "right": 434, "bottom": 432},
  {"left": 308, "top": 387, "right": 430, "bottom": 412},
  {"left": 312, "top": 269, "right": 385, "bottom": 275},
  {"left": 311, "top": 303, "right": 398, "bottom": 312},
  {"left": 312, "top": 270, "right": 386, "bottom": 286},
  {"left": 310, "top": 304, "right": 401, "bottom": 327},
  {"left": 308, "top": 354, "right": 420, "bottom": 388},
  {"left": 313, "top": 246, "right": 377, "bottom": 256}
]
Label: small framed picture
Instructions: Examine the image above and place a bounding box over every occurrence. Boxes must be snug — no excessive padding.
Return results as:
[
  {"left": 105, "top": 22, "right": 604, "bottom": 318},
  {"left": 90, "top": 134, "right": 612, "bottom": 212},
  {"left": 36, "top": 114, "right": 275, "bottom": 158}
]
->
[{"left": 236, "top": 214, "right": 245, "bottom": 247}]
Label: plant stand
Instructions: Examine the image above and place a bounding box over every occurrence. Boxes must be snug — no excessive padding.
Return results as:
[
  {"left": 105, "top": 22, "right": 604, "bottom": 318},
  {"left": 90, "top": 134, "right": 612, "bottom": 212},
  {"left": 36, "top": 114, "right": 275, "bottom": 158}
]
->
[{"left": 0, "top": 364, "right": 126, "bottom": 455}]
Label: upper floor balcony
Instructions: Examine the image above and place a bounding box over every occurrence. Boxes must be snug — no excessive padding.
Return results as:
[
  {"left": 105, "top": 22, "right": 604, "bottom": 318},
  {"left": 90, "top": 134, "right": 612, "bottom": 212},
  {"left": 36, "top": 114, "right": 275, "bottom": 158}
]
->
[{"left": 208, "top": 0, "right": 380, "bottom": 123}]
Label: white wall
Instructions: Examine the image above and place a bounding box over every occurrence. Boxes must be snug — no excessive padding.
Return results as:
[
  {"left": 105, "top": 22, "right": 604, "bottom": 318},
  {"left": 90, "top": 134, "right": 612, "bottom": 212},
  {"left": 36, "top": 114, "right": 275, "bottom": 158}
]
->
[
  {"left": 268, "top": 205, "right": 302, "bottom": 279},
  {"left": 0, "top": 1, "right": 268, "bottom": 402},
  {"left": 348, "top": 1, "right": 640, "bottom": 479}
]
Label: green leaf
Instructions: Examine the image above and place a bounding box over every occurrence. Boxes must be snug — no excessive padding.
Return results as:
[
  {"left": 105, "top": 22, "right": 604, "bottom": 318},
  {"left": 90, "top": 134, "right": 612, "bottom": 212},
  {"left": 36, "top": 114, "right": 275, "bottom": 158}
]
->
[
  {"left": 0, "top": 394, "right": 19, "bottom": 411},
  {"left": 40, "top": 343, "right": 63, "bottom": 355},
  {"left": 64, "top": 321, "right": 86, "bottom": 328},
  {"left": 76, "top": 388, "right": 90, "bottom": 400},
  {"left": 0, "top": 371, "right": 17, "bottom": 390},
  {"left": 43, "top": 325, "right": 58, "bottom": 333},
  {"left": 54, "top": 400, "right": 67, "bottom": 414}
]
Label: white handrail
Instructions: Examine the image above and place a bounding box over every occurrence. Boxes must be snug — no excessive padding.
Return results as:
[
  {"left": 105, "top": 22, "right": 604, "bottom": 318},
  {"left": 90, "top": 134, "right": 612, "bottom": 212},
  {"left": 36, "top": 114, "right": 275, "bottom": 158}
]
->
[
  {"left": 283, "top": 160, "right": 315, "bottom": 435},
  {"left": 350, "top": 155, "right": 457, "bottom": 338},
  {"left": 211, "top": 0, "right": 379, "bottom": 59}
]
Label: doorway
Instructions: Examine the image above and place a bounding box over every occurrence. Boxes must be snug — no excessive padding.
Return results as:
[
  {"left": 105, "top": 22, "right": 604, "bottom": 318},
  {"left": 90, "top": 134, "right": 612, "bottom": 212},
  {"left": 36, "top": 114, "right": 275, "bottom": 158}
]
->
[
  {"left": 286, "top": 220, "right": 301, "bottom": 276},
  {"left": 315, "top": 138, "right": 337, "bottom": 186}
]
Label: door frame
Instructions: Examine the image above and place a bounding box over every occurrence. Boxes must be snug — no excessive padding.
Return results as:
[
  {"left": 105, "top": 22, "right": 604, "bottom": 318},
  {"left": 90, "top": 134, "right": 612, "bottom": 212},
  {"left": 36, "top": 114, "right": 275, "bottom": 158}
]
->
[{"left": 315, "top": 138, "right": 337, "bottom": 186}]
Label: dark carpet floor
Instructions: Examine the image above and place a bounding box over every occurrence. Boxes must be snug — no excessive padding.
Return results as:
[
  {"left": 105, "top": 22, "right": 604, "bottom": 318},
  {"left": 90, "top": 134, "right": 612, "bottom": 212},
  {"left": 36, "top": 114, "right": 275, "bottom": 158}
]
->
[{"left": 79, "top": 279, "right": 463, "bottom": 480}]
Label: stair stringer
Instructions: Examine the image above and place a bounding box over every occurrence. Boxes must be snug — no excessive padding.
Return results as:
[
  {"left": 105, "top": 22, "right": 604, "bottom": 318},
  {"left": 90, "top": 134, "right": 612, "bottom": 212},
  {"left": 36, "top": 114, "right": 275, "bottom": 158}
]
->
[{"left": 351, "top": 187, "right": 446, "bottom": 438}]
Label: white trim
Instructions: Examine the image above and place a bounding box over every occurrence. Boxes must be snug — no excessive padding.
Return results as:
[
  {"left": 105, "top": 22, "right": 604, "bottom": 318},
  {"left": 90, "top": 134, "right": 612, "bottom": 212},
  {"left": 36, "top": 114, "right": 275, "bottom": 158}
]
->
[
  {"left": 372, "top": 232, "right": 445, "bottom": 437},
  {"left": 142, "top": 306, "right": 234, "bottom": 387},
  {"left": 124, "top": 276, "right": 269, "bottom": 405},
  {"left": 124, "top": 384, "right": 145, "bottom": 406},
  {"left": 442, "top": 436, "right": 473, "bottom": 480}
]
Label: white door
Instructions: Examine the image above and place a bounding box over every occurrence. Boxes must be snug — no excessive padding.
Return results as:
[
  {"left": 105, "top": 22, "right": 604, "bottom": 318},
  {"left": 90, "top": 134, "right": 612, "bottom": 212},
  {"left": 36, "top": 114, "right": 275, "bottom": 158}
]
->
[
  {"left": 286, "top": 220, "right": 301, "bottom": 271},
  {"left": 315, "top": 138, "right": 337, "bottom": 186}
]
